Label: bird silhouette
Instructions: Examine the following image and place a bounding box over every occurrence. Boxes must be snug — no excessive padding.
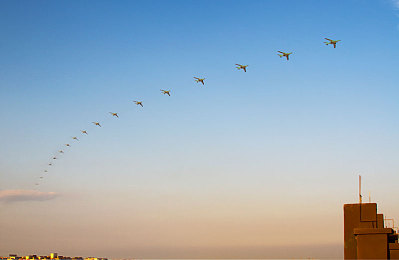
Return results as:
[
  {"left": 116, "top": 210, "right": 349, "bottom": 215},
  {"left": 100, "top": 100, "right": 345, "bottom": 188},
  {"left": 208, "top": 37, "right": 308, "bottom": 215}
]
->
[
  {"left": 81, "top": 130, "right": 88, "bottom": 135},
  {"left": 92, "top": 122, "right": 101, "bottom": 127}
]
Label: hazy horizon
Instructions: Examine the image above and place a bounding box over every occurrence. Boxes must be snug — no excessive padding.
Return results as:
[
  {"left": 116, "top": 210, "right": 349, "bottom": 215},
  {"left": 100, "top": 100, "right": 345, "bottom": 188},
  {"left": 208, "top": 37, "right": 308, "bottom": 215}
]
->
[{"left": 2, "top": 244, "right": 343, "bottom": 259}]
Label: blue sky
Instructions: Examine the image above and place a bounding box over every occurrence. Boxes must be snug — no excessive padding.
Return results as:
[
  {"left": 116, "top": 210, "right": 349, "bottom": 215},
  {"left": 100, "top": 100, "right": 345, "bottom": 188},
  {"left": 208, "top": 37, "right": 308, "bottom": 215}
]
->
[{"left": 1, "top": 0, "right": 399, "bottom": 258}]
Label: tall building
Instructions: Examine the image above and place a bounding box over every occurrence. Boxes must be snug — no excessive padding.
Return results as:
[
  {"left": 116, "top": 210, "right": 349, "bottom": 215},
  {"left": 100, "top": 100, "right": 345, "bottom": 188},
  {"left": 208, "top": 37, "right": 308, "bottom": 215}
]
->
[{"left": 344, "top": 202, "right": 399, "bottom": 259}]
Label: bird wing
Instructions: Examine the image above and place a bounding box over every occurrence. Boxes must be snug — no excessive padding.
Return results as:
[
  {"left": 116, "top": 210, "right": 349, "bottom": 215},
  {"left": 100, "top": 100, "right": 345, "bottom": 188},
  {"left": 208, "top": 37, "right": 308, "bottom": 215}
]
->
[{"left": 325, "top": 38, "right": 332, "bottom": 41}]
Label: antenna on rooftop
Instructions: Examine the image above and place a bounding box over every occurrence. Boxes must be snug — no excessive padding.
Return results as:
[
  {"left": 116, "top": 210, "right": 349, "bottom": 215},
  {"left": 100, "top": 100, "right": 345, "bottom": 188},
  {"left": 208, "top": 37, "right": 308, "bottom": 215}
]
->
[{"left": 359, "top": 175, "right": 362, "bottom": 204}]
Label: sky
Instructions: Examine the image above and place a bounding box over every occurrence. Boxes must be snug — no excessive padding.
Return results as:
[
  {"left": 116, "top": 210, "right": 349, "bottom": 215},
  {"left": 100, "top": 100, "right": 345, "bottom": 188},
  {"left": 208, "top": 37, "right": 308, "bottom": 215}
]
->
[{"left": 1, "top": 0, "right": 399, "bottom": 258}]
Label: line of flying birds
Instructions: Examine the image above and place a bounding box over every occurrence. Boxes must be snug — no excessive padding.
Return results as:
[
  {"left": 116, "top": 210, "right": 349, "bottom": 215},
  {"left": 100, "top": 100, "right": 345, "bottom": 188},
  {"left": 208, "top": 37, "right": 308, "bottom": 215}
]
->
[{"left": 34, "top": 38, "right": 341, "bottom": 186}]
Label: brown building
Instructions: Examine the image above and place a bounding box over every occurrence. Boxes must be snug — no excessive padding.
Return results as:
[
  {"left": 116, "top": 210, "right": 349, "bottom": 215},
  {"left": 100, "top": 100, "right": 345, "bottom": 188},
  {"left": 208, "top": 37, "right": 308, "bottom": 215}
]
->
[{"left": 344, "top": 202, "right": 399, "bottom": 259}]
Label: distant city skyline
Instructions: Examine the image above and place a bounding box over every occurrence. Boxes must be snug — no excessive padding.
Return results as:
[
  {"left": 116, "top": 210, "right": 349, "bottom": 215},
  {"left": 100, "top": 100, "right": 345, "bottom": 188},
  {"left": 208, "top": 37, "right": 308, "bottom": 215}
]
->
[
  {"left": 2, "top": 252, "right": 107, "bottom": 260},
  {"left": 1, "top": 0, "right": 399, "bottom": 258}
]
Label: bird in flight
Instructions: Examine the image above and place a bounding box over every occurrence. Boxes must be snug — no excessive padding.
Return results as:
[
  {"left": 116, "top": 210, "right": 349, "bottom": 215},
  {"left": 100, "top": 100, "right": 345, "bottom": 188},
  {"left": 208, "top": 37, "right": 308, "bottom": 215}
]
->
[
  {"left": 65, "top": 144, "right": 71, "bottom": 147},
  {"left": 81, "top": 130, "right": 88, "bottom": 135},
  {"left": 48, "top": 163, "right": 52, "bottom": 166},
  {"left": 59, "top": 150, "right": 64, "bottom": 153},
  {"left": 44, "top": 170, "right": 48, "bottom": 173},
  {"left": 52, "top": 157, "right": 57, "bottom": 160},
  {"left": 194, "top": 77, "right": 205, "bottom": 85},
  {"left": 277, "top": 51, "right": 293, "bottom": 60},
  {"left": 235, "top": 64, "right": 248, "bottom": 72},
  {"left": 40, "top": 176, "right": 43, "bottom": 179},
  {"left": 324, "top": 38, "right": 341, "bottom": 48},
  {"left": 134, "top": 101, "right": 143, "bottom": 107},
  {"left": 92, "top": 122, "right": 101, "bottom": 127},
  {"left": 72, "top": 137, "right": 79, "bottom": 141},
  {"left": 161, "top": 89, "right": 171, "bottom": 96},
  {"left": 109, "top": 112, "right": 119, "bottom": 118}
]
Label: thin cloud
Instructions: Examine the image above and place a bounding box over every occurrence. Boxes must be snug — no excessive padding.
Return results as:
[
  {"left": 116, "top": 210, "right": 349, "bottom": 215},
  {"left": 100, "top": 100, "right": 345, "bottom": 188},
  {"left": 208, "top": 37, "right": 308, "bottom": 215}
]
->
[{"left": 0, "top": 189, "right": 59, "bottom": 203}]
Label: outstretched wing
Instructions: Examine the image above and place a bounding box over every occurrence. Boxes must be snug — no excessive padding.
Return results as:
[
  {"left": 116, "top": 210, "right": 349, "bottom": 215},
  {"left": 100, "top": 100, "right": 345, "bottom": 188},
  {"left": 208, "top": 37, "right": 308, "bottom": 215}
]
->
[{"left": 325, "top": 38, "right": 332, "bottom": 42}]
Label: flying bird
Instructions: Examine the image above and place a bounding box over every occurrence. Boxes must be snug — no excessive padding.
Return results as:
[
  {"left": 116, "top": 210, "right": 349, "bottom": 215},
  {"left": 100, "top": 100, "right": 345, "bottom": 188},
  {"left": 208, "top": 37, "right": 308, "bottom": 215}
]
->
[
  {"left": 134, "top": 101, "right": 143, "bottom": 107},
  {"left": 81, "top": 130, "right": 88, "bottom": 135},
  {"left": 52, "top": 157, "right": 57, "bottom": 160},
  {"left": 59, "top": 150, "right": 64, "bottom": 153},
  {"left": 109, "top": 112, "right": 119, "bottom": 118},
  {"left": 48, "top": 163, "right": 52, "bottom": 166},
  {"left": 194, "top": 77, "right": 205, "bottom": 85},
  {"left": 235, "top": 64, "right": 248, "bottom": 72},
  {"left": 44, "top": 170, "right": 48, "bottom": 173},
  {"left": 92, "top": 122, "right": 101, "bottom": 127},
  {"left": 324, "top": 38, "right": 341, "bottom": 48},
  {"left": 65, "top": 144, "right": 71, "bottom": 147},
  {"left": 161, "top": 89, "right": 171, "bottom": 96},
  {"left": 72, "top": 137, "right": 79, "bottom": 141},
  {"left": 277, "top": 51, "right": 293, "bottom": 60}
]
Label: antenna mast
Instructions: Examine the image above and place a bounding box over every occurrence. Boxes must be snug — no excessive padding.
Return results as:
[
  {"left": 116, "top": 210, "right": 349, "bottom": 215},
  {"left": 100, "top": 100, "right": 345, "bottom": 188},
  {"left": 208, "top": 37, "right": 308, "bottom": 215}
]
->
[{"left": 359, "top": 175, "right": 362, "bottom": 204}]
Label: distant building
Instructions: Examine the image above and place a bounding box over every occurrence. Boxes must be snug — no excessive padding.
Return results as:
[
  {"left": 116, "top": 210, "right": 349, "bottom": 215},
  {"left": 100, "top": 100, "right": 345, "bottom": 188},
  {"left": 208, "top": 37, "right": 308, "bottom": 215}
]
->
[
  {"left": 2, "top": 253, "right": 106, "bottom": 260},
  {"left": 344, "top": 202, "right": 399, "bottom": 259}
]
